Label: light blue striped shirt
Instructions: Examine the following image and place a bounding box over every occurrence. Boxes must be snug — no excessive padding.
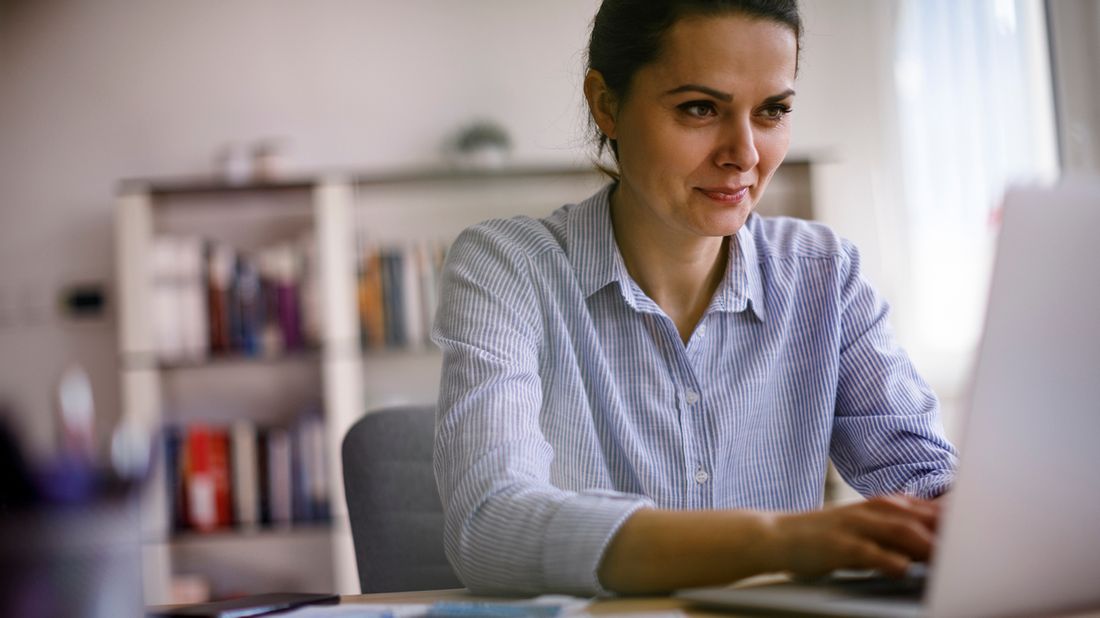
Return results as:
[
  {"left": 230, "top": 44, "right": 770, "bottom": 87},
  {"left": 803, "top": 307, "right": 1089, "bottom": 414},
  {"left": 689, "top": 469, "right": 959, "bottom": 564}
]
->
[{"left": 432, "top": 184, "right": 957, "bottom": 596}]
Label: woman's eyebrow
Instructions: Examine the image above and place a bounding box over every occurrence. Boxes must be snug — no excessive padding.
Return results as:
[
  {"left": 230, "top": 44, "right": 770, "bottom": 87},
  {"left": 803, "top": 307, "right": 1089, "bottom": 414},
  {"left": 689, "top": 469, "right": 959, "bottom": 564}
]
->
[
  {"left": 663, "top": 85, "right": 797, "bottom": 103},
  {"left": 664, "top": 84, "right": 733, "bottom": 101},
  {"left": 763, "top": 88, "right": 797, "bottom": 103}
]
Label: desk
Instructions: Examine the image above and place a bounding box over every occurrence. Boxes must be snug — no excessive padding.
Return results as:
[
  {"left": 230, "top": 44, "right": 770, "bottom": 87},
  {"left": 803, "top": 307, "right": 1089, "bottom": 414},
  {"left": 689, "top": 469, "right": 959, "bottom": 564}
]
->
[
  {"left": 341, "top": 587, "right": 1100, "bottom": 617},
  {"left": 341, "top": 587, "right": 731, "bottom": 616}
]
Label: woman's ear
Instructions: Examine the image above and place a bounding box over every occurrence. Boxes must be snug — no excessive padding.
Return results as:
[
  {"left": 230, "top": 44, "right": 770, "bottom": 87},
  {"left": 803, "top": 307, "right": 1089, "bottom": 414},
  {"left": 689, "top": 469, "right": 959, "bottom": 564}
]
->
[{"left": 584, "top": 70, "right": 619, "bottom": 140}]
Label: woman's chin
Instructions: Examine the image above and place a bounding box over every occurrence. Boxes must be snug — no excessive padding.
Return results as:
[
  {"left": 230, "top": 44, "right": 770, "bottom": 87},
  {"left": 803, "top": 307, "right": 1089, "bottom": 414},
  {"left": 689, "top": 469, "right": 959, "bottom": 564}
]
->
[{"left": 695, "top": 205, "right": 754, "bottom": 237}]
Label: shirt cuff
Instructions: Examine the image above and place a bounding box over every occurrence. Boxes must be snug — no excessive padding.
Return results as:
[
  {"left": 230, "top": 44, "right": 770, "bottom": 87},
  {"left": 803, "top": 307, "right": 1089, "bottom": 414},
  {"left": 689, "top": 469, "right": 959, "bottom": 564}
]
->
[
  {"left": 904, "top": 470, "right": 955, "bottom": 499},
  {"left": 541, "top": 491, "right": 653, "bottom": 596}
]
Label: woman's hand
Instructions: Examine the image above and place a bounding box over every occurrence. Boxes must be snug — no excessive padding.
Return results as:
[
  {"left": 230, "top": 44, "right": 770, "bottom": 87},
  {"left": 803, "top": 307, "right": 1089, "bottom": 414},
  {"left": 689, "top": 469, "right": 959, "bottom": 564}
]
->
[
  {"left": 773, "top": 495, "right": 940, "bottom": 579},
  {"left": 599, "top": 496, "right": 939, "bottom": 594}
]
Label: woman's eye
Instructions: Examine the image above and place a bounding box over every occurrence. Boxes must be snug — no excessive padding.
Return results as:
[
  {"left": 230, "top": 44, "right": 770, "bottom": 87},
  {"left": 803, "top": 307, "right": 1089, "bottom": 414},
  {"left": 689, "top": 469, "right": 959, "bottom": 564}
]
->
[
  {"left": 761, "top": 104, "right": 792, "bottom": 121},
  {"left": 678, "top": 101, "right": 717, "bottom": 118}
]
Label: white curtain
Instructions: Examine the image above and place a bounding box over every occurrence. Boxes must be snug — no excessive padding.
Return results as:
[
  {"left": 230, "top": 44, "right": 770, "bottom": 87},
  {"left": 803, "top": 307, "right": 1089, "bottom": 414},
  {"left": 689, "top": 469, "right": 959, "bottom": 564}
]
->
[{"left": 894, "top": 0, "right": 1058, "bottom": 361}]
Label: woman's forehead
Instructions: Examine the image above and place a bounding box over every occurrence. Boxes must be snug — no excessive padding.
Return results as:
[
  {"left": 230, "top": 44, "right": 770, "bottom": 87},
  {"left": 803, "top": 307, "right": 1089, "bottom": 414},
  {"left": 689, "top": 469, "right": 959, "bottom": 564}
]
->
[{"left": 645, "top": 14, "right": 797, "bottom": 95}]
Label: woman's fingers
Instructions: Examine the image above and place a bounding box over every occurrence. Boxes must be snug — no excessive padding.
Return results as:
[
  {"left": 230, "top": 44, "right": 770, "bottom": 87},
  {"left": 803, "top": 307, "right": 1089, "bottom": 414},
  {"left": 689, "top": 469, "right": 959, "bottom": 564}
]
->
[
  {"left": 865, "top": 495, "right": 941, "bottom": 532},
  {"left": 778, "top": 495, "right": 940, "bottom": 578},
  {"left": 836, "top": 537, "right": 912, "bottom": 577},
  {"left": 847, "top": 510, "right": 935, "bottom": 562}
]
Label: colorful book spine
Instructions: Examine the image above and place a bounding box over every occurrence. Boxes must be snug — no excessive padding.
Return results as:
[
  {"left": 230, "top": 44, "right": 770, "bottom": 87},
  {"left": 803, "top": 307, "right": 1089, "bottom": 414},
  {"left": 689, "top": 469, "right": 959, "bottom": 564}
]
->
[
  {"left": 164, "top": 414, "right": 330, "bottom": 535},
  {"left": 358, "top": 246, "right": 386, "bottom": 349},
  {"left": 271, "top": 246, "right": 304, "bottom": 352},
  {"left": 232, "top": 257, "right": 262, "bottom": 357},
  {"left": 155, "top": 236, "right": 318, "bottom": 362},
  {"left": 184, "top": 426, "right": 217, "bottom": 531},
  {"left": 163, "top": 425, "right": 186, "bottom": 531},
  {"left": 256, "top": 427, "right": 271, "bottom": 526},
  {"left": 207, "top": 243, "right": 234, "bottom": 354},
  {"left": 230, "top": 420, "right": 259, "bottom": 528},
  {"left": 266, "top": 427, "right": 292, "bottom": 526},
  {"left": 357, "top": 240, "right": 449, "bottom": 351}
]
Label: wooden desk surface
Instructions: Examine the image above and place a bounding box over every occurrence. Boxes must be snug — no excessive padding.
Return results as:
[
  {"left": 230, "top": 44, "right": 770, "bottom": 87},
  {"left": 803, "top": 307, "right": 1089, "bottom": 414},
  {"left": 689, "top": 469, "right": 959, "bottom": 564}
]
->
[
  {"left": 342, "top": 586, "right": 1100, "bottom": 617},
  {"left": 341, "top": 587, "right": 734, "bottom": 616}
]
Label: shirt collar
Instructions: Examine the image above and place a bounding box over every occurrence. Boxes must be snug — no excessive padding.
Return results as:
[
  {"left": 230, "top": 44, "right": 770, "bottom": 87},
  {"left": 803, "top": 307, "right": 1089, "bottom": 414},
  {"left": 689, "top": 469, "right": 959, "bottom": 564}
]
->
[
  {"left": 717, "top": 217, "right": 768, "bottom": 321},
  {"left": 566, "top": 183, "right": 766, "bottom": 321},
  {"left": 567, "top": 183, "right": 638, "bottom": 307}
]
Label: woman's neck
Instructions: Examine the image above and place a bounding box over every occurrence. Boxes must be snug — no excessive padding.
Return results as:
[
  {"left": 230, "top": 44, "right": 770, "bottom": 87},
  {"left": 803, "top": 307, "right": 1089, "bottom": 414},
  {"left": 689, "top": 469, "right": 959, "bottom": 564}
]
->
[{"left": 609, "top": 186, "right": 728, "bottom": 343}]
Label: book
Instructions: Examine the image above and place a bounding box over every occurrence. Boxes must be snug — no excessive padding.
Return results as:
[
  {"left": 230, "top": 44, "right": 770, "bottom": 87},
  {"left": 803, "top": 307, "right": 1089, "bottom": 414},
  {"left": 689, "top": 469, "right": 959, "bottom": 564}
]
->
[
  {"left": 178, "top": 237, "right": 209, "bottom": 362},
  {"left": 358, "top": 245, "right": 386, "bottom": 349},
  {"left": 230, "top": 421, "right": 259, "bottom": 528},
  {"left": 298, "top": 234, "right": 322, "bottom": 348},
  {"left": 206, "top": 243, "right": 235, "bottom": 354},
  {"left": 231, "top": 256, "right": 263, "bottom": 357},
  {"left": 300, "top": 413, "right": 329, "bottom": 522},
  {"left": 357, "top": 240, "right": 449, "bottom": 351},
  {"left": 210, "top": 429, "right": 233, "bottom": 527},
  {"left": 255, "top": 427, "right": 271, "bottom": 525},
  {"left": 184, "top": 426, "right": 217, "bottom": 531},
  {"left": 401, "top": 241, "right": 424, "bottom": 350},
  {"left": 272, "top": 246, "right": 304, "bottom": 352},
  {"left": 152, "top": 237, "right": 184, "bottom": 362},
  {"left": 183, "top": 426, "right": 233, "bottom": 532},
  {"left": 417, "top": 239, "right": 439, "bottom": 346},
  {"left": 165, "top": 415, "right": 329, "bottom": 534},
  {"left": 266, "top": 428, "right": 292, "bottom": 525},
  {"left": 154, "top": 235, "right": 321, "bottom": 362},
  {"left": 380, "top": 249, "right": 401, "bottom": 347},
  {"left": 290, "top": 421, "right": 311, "bottom": 522},
  {"left": 163, "top": 425, "right": 187, "bottom": 531}
]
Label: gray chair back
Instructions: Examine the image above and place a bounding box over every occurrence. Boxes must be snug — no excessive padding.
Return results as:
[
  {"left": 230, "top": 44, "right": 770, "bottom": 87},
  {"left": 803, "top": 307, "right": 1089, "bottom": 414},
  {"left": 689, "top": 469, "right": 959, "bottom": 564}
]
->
[{"left": 342, "top": 405, "right": 461, "bottom": 593}]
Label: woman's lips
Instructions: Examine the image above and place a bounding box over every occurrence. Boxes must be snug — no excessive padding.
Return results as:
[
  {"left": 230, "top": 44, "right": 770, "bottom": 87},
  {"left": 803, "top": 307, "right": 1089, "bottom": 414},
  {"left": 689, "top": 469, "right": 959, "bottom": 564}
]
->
[{"left": 697, "top": 186, "right": 750, "bottom": 204}]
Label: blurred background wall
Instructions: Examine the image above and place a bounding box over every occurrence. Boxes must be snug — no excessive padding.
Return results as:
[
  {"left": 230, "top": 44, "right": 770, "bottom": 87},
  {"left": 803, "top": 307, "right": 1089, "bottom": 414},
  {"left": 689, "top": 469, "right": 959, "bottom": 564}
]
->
[
  {"left": 0, "top": 0, "right": 1092, "bottom": 473},
  {"left": 2, "top": 0, "right": 1096, "bottom": 603},
  {"left": 0, "top": 0, "right": 905, "bottom": 455}
]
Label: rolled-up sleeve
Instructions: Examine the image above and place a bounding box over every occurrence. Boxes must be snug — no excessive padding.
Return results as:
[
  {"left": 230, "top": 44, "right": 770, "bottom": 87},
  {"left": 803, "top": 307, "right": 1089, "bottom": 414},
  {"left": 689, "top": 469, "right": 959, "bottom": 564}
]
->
[
  {"left": 432, "top": 222, "right": 650, "bottom": 596},
  {"left": 829, "top": 241, "right": 958, "bottom": 500}
]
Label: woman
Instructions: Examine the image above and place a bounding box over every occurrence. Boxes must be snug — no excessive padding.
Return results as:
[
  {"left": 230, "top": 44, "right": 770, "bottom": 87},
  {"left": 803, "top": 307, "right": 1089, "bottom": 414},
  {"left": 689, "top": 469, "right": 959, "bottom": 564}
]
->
[{"left": 433, "top": 0, "right": 957, "bottom": 596}]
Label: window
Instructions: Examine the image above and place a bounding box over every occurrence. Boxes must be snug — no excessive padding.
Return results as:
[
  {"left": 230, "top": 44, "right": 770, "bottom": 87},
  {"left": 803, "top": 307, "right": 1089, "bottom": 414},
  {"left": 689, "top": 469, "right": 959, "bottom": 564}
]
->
[{"left": 894, "top": 0, "right": 1058, "bottom": 361}]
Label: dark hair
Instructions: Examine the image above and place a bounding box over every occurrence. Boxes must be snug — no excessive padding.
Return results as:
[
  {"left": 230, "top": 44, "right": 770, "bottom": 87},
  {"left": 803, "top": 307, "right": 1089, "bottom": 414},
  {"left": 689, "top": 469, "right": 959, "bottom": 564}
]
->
[{"left": 586, "top": 0, "right": 802, "bottom": 175}]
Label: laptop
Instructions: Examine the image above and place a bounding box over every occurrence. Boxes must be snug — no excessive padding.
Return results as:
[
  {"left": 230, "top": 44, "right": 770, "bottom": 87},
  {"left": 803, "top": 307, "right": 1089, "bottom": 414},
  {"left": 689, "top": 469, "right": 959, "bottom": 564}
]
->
[{"left": 677, "top": 182, "right": 1100, "bottom": 617}]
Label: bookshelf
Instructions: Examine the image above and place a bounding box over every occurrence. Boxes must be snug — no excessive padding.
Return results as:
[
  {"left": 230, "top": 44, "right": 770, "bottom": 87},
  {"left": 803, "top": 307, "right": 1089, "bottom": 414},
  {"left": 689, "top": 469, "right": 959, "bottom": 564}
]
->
[
  {"left": 117, "top": 160, "right": 820, "bottom": 603},
  {"left": 115, "top": 165, "right": 607, "bottom": 604}
]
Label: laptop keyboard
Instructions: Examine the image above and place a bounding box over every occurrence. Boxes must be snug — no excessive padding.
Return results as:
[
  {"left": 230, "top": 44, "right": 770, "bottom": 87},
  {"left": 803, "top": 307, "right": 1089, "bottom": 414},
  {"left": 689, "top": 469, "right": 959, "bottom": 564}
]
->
[{"left": 819, "top": 563, "right": 928, "bottom": 599}]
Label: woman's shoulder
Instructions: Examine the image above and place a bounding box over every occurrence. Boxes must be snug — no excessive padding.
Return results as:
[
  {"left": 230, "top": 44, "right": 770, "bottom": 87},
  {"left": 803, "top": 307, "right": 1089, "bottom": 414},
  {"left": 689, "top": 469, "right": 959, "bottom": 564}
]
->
[
  {"left": 746, "top": 214, "right": 854, "bottom": 261},
  {"left": 448, "top": 203, "right": 575, "bottom": 266}
]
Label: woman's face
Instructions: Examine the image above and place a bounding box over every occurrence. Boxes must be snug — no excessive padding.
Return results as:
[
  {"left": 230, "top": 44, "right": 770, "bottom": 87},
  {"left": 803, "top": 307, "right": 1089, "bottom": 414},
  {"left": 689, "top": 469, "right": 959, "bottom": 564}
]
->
[{"left": 592, "top": 14, "right": 798, "bottom": 240}]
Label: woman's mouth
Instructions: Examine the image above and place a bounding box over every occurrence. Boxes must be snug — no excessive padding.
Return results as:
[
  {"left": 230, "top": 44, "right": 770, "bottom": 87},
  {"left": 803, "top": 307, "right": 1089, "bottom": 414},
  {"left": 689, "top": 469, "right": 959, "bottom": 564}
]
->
[{"left": 697, "top": 186, "right": 751, "bottom": 204}]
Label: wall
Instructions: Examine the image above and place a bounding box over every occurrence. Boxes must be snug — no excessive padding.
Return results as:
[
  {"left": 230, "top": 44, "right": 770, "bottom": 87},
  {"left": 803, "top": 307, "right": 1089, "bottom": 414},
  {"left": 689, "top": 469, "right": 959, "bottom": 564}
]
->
[
  {"left": 1048, "top": 0, "right": 1100, "bottom": 175},
  {"left": 0, "top": 0, "right": 913, "bottom": 457}
]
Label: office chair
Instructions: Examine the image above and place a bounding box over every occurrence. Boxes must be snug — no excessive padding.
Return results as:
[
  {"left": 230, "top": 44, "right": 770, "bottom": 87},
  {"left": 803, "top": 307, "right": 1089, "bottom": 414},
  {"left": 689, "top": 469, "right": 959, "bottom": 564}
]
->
[{"left": 341, "top": 405, "right": 462, "bottom": 593}]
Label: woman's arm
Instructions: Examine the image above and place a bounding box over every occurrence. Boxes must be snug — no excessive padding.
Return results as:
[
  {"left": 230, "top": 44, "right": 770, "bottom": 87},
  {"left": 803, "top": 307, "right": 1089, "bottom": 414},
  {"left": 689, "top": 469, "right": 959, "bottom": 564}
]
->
[
  {"left": 829, "top": 241, "right": 957, "bottom": 499},
  {"left": 434, "top": 220, "right": 652, "bottom": 596},
  {"left": 599, "top": 495, "right": 939, "bottom": 594}
]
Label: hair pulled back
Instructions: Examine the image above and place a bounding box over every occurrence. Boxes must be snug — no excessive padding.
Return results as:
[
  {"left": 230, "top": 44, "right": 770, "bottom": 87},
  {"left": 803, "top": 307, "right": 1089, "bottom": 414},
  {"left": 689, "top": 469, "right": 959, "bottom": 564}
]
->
[{"left": 586, "top": 0, "right": 802, "bottom": 174}]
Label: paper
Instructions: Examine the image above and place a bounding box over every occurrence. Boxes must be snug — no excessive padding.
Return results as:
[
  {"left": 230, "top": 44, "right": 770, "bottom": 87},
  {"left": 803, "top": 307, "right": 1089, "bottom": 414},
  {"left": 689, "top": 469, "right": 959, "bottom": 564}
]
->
[
  {"left": 280, "top": 595, "right": 591, "bottom": 618},
  {"left": 282, "top": 603, "right": 430, "bottom": 617}
]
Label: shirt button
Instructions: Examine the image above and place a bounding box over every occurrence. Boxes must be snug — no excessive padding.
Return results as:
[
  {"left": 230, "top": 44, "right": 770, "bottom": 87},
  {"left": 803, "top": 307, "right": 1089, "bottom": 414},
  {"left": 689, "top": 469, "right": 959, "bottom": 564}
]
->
[
  {"left": 696, "top": 324, "right": 707, "bottom": 338},
  {"left": 685, "top": 390, "right": 700, "bottom": 405},
  {"left": 694, "top": 469, "right": 710, "bottom": 484}
]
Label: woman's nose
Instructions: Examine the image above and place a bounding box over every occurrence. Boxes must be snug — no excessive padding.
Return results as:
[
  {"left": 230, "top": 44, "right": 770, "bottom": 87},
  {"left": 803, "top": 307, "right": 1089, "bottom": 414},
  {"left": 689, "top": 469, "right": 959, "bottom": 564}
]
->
[{"left": 713, "top": 118, "right": 759, "bottom": 172}]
